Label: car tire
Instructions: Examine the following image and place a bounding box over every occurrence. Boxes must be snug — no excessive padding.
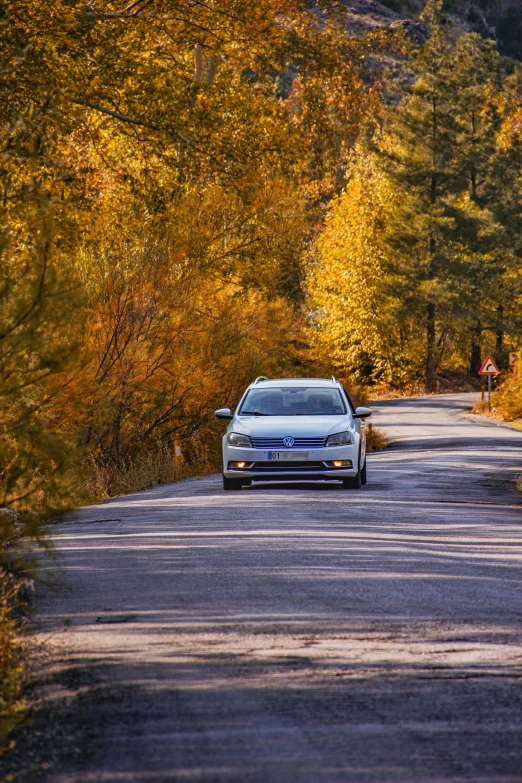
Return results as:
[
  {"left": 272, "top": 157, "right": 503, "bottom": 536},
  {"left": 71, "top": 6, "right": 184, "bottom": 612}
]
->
[
  {"left": 342, "top": 445, "right": 363, "bottom": 489},
  {"left": 223, "top": 475, "right": 243, "bottom": 491},
  {"left": 342, "top": 473, "right": 362, "bottom": 489}
]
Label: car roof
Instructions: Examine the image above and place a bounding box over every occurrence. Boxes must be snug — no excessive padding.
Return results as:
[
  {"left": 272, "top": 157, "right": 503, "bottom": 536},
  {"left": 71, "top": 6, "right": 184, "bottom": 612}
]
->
[{"left": 248, "top": 378, "right": 340, "bottom": 389}]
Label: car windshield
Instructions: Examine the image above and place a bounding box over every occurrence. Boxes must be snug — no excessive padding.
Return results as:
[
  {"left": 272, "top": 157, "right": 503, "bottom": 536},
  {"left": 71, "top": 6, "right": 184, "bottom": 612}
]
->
[{"left": 239, "top": 387, "right": 347, "bottom": 416}]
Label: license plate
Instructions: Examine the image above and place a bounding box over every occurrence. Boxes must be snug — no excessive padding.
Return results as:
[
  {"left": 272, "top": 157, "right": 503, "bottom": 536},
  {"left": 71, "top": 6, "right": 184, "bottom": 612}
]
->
[{"left": 267, "top": 451, "right": 310, "bottom": 461}]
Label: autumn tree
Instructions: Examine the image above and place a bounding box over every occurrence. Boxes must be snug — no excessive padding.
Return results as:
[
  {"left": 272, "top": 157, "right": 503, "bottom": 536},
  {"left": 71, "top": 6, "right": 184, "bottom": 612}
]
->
[
  {"left": 377, "top": 1, "right": 518, "bottom": 386},
  {"left": 310, "top": 1, "right": 522, "bottom": 390},
  {"left": 376, "top": 0, "right": 469, "bottom": 389},
  {"left": 307, "top": 148, "right": 425, "bottom": 386},
  {"left": 0, "top": 0, "right": 395, "bottom": 497},
  {"left": 0, "top": 29, "right": 85, "bottom": 527}
]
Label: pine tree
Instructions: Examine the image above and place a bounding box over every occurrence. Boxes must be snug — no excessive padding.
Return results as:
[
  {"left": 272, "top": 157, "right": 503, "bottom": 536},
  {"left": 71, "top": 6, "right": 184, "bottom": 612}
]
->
[
  {"left": 377, "top": 0, "right": 462, "bottom": 389},
  {"left": 451, "top": 34, "right": 505, "bottom": 374},
  {"left": 377, "top": 0, "right": 506, "bottom": 388}
]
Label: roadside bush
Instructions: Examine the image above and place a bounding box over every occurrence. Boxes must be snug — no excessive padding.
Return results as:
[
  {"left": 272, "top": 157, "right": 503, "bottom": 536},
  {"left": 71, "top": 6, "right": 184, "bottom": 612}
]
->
[
  {"left": 87, "top": 431, "right": 222, "bottom": 497},
  {"left": 0, "top": 510, "right": 34, "bottom": 750},
  {"left": 366, "top": 423, "right": 389, "bottom": 452},
  {"left": 491, "top": 373, "right": 522, "bottom": 421},
  {"left": 0, "top": 585, "right": 24, "bottom": 751}
]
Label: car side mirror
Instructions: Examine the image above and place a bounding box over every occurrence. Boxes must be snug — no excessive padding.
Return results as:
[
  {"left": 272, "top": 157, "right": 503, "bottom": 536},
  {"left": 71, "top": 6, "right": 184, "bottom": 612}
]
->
[
  {"left": 353, "top": 406, "right": 372, "bottom": 419},
  {"left": 215, "top": 408, "right": 233, "bottom": 420}
]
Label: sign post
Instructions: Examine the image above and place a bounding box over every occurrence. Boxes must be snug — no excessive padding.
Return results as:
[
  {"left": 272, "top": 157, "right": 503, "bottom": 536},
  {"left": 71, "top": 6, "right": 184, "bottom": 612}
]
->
[
  {"left": 478, "top": 355, "right": 500, "bottom": 412},
  {"left": 174, "top": 435, "right": 182, "bottom": 475}
]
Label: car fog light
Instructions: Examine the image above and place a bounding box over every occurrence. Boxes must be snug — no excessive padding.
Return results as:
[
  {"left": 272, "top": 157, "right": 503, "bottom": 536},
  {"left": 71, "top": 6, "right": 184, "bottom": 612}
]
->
[
  {"left": 228, "top": 461, "right": 253, "bottom": 470},
  {"left": 325, "top": 459, "right": 353, "bottom": 468}
]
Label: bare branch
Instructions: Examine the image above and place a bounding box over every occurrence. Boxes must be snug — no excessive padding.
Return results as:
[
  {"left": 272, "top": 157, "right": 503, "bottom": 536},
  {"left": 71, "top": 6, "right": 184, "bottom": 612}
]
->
[{"left": 125, "top": 0, "right": 151, "bottom": 13}]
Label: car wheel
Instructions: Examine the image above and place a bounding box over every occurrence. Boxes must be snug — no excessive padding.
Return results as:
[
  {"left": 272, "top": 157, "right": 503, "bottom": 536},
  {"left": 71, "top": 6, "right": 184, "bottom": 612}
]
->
[
  {"left": 342, "top": 473, "right": 362, "bottom": 489},
  {"left": 342, "top": 445, "right": 363, "bottom": 489},
  {"left": 223, "top": 475, "right": 243, "bottom": 491}
]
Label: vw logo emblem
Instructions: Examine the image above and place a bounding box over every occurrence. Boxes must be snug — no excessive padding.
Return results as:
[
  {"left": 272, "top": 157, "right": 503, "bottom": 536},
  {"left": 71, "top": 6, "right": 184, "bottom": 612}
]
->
[{"left": 283, "top": 436, "right": 295, "bottom": 448}]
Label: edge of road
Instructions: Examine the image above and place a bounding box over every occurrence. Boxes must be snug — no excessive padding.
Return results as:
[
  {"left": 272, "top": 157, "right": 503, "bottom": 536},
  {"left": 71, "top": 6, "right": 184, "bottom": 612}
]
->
[
  {"left": 370, "top": 392, "right": 521, "bottom": 435},
  {"left": 462, "top": 411, "right": 522, "bottom": 432}
]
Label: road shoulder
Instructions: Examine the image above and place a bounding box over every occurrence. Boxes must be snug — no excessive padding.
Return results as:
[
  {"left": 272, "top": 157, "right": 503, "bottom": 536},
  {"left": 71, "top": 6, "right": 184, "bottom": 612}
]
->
[{"left": 463, "top": 411, "right": 522, "bottom": 432}]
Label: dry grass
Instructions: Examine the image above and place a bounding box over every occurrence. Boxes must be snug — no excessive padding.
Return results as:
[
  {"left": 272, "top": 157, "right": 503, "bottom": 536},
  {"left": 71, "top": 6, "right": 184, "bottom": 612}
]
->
[
  {"left": 472, "top": 374, "right": 522, "bottom": 429},
  {"left": 87, "top": 432, "right": 222, "bottom": 499},
  {"left": 366, "top": 422, "right": 389, "bottom": 452},
  {"left": 472, "top": 399, "right": 489, "bottom": 415}
]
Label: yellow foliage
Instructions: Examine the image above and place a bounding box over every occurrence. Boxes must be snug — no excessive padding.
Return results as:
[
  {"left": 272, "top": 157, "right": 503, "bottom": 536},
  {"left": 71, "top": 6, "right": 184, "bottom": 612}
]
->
[
  {"left": 492, "top": 372, "right": 522, "bottom": 422},
  {"left": 307, "top": 147, "right": 423, "bottom": 385}
]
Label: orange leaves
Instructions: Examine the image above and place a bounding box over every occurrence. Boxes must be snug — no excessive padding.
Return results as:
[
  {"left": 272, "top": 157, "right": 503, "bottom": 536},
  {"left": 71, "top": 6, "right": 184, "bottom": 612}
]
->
[{"left": 0, "top": 0, "right": 403, "bottom": 501}]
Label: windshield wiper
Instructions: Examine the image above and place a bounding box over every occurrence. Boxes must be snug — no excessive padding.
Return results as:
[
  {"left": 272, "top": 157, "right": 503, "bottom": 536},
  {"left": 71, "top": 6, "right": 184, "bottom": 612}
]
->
[{"left": 240, "top": 411, "right": 271, "bottom": 416}]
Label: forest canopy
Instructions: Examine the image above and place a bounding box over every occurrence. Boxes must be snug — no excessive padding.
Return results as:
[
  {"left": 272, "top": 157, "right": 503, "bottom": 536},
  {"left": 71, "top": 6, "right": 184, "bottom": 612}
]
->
[
  {"left": 0, "top": 0, "right": 521, "bottom": 519},
  {"left": 0, "top": 0, "right": 396, "bottom": 514},
  {"left": 308, "top": 0, "right": 522, "bottom": 390}
]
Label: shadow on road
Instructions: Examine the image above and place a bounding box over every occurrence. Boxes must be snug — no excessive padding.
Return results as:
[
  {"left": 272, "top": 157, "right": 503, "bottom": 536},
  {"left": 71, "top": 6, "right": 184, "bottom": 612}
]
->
[{"left": 5, "top": 392, "right": 522, "bottom": 783}]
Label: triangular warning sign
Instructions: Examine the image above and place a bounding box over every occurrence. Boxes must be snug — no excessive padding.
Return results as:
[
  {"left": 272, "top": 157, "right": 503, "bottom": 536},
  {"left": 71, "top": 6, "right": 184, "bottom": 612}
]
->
[{"left": 478, "top": 355, "right": 500, "bottom": 375}]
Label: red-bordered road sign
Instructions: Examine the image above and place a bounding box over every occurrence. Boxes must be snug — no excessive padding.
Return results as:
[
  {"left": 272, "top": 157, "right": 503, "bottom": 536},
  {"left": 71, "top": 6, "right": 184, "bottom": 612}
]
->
[{"left": 478, "top": 355, "right": 500, "bottom": 375}]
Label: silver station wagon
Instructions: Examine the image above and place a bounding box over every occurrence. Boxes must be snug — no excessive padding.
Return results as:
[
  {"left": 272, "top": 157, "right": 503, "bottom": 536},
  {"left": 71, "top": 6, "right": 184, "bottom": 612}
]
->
[{"left": 215, "top": 377, "right": 372, "bottom": 490}]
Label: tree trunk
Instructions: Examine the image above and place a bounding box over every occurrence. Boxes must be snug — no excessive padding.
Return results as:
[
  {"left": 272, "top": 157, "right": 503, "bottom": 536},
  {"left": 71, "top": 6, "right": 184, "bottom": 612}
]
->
[
  {"left": 425, "top": 227, "right": 437, "bottom": 392},
  {"left": 470, "top": 318, "right": 482, "bottom": 377},
  {"left": 194, "top": 44, "right": 203, "bottom": 82},
  {"left": 426, "top": 79, "right": 437, "bottom": 392},
  {"left": 495, "top": 304, "right": 504, "bottom": 364},
  {"left": 426, "top": 301, "right": 436, "bottom": 391},
  {"left": 206, "top": 54, "right": 218, "bottom": 85}
]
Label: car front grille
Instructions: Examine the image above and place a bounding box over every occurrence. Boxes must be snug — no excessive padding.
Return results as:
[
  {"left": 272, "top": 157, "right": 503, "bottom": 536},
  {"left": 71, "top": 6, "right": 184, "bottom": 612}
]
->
[
  {"left": 252, "top": 461, "right": 326, "bottom": 472},
  {"left": 251, "top": 437, "right": 327, "bottom": 449}
]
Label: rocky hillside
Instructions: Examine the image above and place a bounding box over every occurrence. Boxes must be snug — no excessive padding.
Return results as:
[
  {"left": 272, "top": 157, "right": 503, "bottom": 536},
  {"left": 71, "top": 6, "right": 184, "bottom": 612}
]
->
[{"left": 343, "top": 0, "right": 521, "bottom": 62}]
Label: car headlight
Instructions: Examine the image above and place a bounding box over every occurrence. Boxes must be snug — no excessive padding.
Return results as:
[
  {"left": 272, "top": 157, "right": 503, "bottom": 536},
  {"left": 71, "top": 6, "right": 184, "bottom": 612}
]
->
[
  {"left": 227, "top": 432, "right": 252, "bottom": 447},
  {"left": 326, "top": 431, "right": 353, "bottom": 446}
]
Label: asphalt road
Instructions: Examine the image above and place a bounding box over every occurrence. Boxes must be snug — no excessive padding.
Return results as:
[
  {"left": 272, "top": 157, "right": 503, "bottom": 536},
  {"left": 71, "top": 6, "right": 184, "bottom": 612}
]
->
[{"left": 19, "top": 393, "right": 522, "bottom": 782}]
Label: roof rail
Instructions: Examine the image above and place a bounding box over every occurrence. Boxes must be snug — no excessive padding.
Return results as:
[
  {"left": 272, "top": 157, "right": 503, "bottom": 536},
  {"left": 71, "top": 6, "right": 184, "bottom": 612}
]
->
[
  {"left": 331, "top": 375, "right": 337, "bottom": 383},
  {"left": 254, "top": 376, "right": 269, "bottom": 384}
]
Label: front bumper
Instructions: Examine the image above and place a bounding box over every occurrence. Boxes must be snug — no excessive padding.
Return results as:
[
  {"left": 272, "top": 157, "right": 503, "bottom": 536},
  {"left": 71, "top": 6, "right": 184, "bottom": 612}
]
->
[{"left": 223, "top": 445, "right": 358, "bottom": 481}]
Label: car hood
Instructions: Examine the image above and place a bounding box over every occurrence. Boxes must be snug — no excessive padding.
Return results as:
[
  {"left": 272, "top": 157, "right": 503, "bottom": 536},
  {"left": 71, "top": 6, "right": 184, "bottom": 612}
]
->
[{"left": 232, "top": 415, "right": 354, "bottom": 438}]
